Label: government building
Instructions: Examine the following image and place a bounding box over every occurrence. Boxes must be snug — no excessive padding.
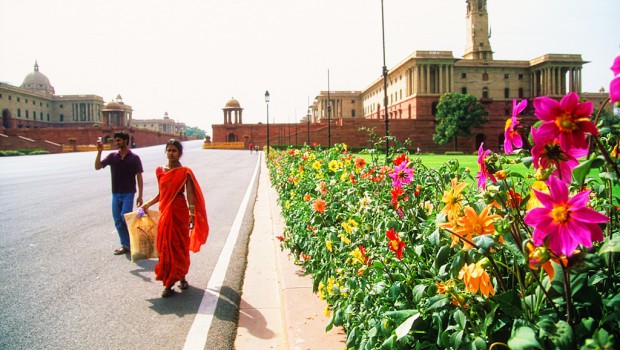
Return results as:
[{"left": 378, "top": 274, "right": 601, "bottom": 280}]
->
[{"left": 213, "top": 0, "right": 609, "bottom": 153}]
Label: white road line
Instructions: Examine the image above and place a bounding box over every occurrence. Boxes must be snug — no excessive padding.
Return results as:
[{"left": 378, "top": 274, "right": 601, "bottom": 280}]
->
[{"left": 183, "top": 153, "right": 261, "bottom": 350}]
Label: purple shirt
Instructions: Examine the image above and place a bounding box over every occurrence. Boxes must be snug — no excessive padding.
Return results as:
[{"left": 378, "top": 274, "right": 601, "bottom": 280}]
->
[{"left": 100, "top": 149, "right": 143, "bottom": 193}]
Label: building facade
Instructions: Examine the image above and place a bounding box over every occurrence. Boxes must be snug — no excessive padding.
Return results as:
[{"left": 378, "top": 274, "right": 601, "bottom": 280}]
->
[
  {"left": 131, "top": 112, "right": 186, "bottom": 134},
  {"left": 213, "top": 0, "right": 610, "bottom": 152},
  {"left": 0, "top": 62, "right": 105, "bottom": 129}
]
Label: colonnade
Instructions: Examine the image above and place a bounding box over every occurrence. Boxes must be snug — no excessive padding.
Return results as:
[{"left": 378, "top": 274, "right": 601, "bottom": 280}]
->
[
  {"left": 406, "top": 63, "right": 454, "bottom": 96},
  {"left": 531, "top": 65, "right": 582, "bottom": 96},
  {"left": 223, "top": 108, "right": 243, "bottom": 124}
]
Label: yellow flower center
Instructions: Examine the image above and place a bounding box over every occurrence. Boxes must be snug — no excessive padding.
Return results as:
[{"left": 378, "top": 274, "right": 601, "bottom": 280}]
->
[
  {"left": 555, "top": 113, "right": 577, "bottom": 132},
  {"left": 551, "top": 204, "right": 569, "bottom": 223}
]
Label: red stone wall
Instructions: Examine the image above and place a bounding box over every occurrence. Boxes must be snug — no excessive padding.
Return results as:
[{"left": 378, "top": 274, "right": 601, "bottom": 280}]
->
[{"left": 0, "top": 126, "right": 193, "bottom": 153}]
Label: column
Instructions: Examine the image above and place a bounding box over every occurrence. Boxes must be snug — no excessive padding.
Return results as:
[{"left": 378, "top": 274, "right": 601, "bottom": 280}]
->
[{"left": 439, "top": 64, "right": 444, "bottom": 93}]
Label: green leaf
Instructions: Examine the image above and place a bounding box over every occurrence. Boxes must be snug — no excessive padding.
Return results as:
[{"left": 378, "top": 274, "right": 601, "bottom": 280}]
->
[
  {"left": 380, "top": 335, "right": 396, "bottom": 350},
  {"left": 508, "top": 326, "right": 543, "bottom": 350},
  {"left": 395, "top": 313, "right": 420, "bottom": 340},
  {"left": 453, "top": 309, "right": 466, "bottom": 329},
  {"left": 473, "top": 234, "right": 495, "bottom": 253},
  {"left": 435, "top": 245, "right": 451, "bottom": 272},
  {"left": 492, "top": 290, "right": 523, "bottom": 317},
  {"left": 572, "top": 156, "right": 605, "bottom": 186},
  {"left": 599, "top": 171, "right": 619, "bottom": 182},
  {"left": 598, "top": 235, "right": 620, "bottom": 255}
]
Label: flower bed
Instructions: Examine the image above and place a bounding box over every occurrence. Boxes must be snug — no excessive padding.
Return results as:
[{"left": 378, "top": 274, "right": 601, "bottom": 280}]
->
[{"left": 267, "top": 59, "right": 620, "bottom": 349}]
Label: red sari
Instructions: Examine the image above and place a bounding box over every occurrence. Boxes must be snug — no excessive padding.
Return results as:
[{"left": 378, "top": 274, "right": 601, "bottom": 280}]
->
[{"left": 154, "top": 166, "right": 209, "bottom": 287}]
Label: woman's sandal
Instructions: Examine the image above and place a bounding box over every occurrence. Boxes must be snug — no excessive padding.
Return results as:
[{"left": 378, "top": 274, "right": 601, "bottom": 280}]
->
[
  {"left": 161, "top": 287, "right": 174, "bottom": 298},
  {"left": 179, "top": 279, "right": 189, "bottom": 290}
]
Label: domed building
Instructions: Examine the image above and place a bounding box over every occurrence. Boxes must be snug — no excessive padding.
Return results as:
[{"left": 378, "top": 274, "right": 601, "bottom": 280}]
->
[
  {"left": 0, "top": 61, "right": 108, "bottom": 129},
  {"left": 20, "top": 61, "right": 55, "bottom": 96}
]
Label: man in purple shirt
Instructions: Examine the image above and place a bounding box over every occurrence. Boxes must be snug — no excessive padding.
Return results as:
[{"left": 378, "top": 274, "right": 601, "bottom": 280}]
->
[{"left": 95, "top": 132, "right": 144, "bottom": 255}]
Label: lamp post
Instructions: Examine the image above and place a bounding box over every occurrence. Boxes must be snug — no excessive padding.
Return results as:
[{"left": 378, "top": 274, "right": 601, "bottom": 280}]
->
[
  {"left": 265, "top": 90, "right": 270, "bottom": 155},
  {"left": 307, "top": 107, "right": 311, "bottom": 145},
  {"left": 381, "top": 0, "right": 389, "bottom": 159}
]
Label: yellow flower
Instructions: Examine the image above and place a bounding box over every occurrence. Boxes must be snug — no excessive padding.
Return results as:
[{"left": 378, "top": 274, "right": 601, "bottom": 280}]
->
[
  {"left": 441, "top": 177, "right": 468, "bottom": 220},
  {"left": 326, "top": 240, "right": 333, "bottom": 252},
  {"left": 328, "top": 160, "right": 339, "bottom": 172},
  {"left": 318, "top": 282, "right": 326, "bottom": 300},
  {"left": 338, "top": 233, "right": 351, "bottom": 244},
  {"left": 323, "top": 305, "right": 331, "bottom": 317},
  {"left": 526, "top": 181, "right": 549, "bottom": 211},
  {"left": 312, "top": 160, "right": 322, "bottom": 171},
  {"left": 315, "top": 172, "right": 324, "bottom": 179},
  {"left": 349, "top": 247, "right": 365, "bottom": 265},
  {"left": 359, "top": 195, "right": 372, "bottom": 211},
  {"left": 285, "top": 201, "right": 290, "bottom": 210},
  {"left": 340, "top": 171, "right": 349, "bottom": 182}
]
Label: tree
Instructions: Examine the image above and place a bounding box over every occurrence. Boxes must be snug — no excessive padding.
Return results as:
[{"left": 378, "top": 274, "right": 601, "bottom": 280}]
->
[
  {"left": 184, "top": 126, "right": 206, "bottom": 139},
  {"left": 432, "top": 93, "right": 489, "bottom": 151}
]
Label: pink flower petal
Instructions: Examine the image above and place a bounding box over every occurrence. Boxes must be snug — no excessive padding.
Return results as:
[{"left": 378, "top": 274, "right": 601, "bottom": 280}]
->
[
  {"left": 570, "top": 207, "right": 609, "bottom": 224},
  {"left": 610, "top": 76, "right": 620, "bottom": 103},
  {"left": 611, "top": 55, "right": 620, "bottom": 76}
]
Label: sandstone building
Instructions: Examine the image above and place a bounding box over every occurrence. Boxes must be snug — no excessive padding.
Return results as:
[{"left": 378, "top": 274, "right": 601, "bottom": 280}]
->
[{"left": 214, "top": 0, "right": 609, "bottom": 153}]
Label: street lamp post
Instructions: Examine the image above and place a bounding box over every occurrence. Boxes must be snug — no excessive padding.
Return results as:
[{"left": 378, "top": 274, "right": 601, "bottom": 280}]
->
[
  {"left": 381, "top": 0, "right": 389, "bottom": 159},
  {"left": 265, "top": 90, "right": 270, "bottom": 155},
  {"left": 307, "top": 107, "right": 311, "bottom": 145}
]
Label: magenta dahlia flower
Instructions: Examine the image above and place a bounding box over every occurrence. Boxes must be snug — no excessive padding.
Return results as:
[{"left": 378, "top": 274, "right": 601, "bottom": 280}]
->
[
  {"left": 533, "top": 92, "right": 597, "bottom": 151},
  {"left": 504, "top": 99, "right": 527, "bottom": 154},
  {"left": 531, "top": 127, "right": 588, "bottom": 183},
  {"left": 524, "top": 176, "right": 609, "bottom": 257},
  {"left": 389, "top": 161, "right": 414, "bottom": 188},
  {"left": 476, "top": 143, "right": 496, "bottom": 189},
  {"left": 611, "top": 76, "right": 620, "bottom": 104}
]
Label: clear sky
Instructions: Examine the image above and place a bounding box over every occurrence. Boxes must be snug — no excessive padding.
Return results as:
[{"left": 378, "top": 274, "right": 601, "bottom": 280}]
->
[{"left": 1, "top": 0, "right": 618, "bottom": 134}]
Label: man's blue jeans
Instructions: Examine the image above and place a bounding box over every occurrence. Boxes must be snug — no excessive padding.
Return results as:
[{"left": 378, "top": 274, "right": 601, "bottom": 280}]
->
[{"left": 112, "top": 192, "right": 135, "bottom": 249}]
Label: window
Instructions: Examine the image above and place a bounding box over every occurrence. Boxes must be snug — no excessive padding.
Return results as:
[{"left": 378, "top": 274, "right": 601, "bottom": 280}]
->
[
  {"left": 25, "top": 99, "right": 28, "bottom": 103},
  {"left": 60, "top": 114, "right": 64, "bottom": 122},
  {"left": 505, "top": 108, "right": 510, "bottom": 116},
  {"left": 504, "top": 88, "right": 510, "bottom": 98},
  {"left": 482, "top": 72, "right": 489, "bottom": 81},
  {"left": 8, "top": 95, "right": 12, "bottom": 100},
  {"left": 33, "top": 100, "right": 36, "bottom": 105},
  {"left": 0, "top": 94, "right": 2, "bottom": 99},
  {"left": 40, "top": 112, "right": 43, "bottom": 120},
  {"left": 431, "top": 101, "right": 439, "bottom": 116},
  {"left": 504, "top": 74, "right": 509, "bottom": 79},
  {"left": 461, "top": 73, "right": 467, "bottom": 79},
  {"left": 518, "top": 88, "right": 524, "bottom": 98},
  {"left": 351, "top": 100, "right": 355, "bottom": 104},
  {"left": 352, "top": 110, "right": 356, "bottom": 117},
  {"left": 518, "top": 74, "right": 523, "bottom": 80},
  {"left": 461, "top": 87, "right": 468, "bottom": 94},
  {"left": 17, "top": 109, "right": 21, "bottom": 117},
  {"left": 17, "top": 97, "right": 21, "bottom": 102},
  {"left": 482, "top": 88, "right": 489, "bottom": 99},
  {"left": 25, "top": 110, "right": 29, "bottom": 119},
  {"left": 59, "top": 104, "right": 64, "bottom": 108},
  {"left": 47, "top": 113, "right": 50, "bottom": 121}
]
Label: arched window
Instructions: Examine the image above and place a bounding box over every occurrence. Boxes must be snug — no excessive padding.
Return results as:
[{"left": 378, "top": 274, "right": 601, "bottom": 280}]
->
[{"left": 482, "top": 87, "right": 489, "bottom": 99}]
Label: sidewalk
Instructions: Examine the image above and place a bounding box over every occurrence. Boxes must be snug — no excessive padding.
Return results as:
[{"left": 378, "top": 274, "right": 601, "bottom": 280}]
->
[{"left": 234, "top": 156, "right": 346, "bottom": 350}]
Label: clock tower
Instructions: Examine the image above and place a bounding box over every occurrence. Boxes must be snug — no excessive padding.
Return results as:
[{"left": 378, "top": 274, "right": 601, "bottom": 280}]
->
[{"left": 464, "top": 0, "right": 493, "bottom": 61}]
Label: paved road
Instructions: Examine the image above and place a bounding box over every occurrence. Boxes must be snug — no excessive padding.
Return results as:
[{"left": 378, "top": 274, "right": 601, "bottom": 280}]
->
[{"left": 0, "top": 140, "right": 259, "bottom": 350}]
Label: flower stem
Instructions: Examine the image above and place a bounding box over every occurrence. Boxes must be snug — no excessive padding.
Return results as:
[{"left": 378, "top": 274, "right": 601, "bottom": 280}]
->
[{"left": 561, "top": 264, "right": 574, "bottom": 324}]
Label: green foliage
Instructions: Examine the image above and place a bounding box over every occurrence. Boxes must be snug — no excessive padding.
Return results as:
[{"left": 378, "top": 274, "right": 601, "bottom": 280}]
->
[
  {"left": 184, "top": 126, "right": 206, "bottom": 139},
  {"left": 266, "top": 137, "right": 619, "bottom": 349},
  {"left": 433, "top": 93, "right": 489, "bottom": 150}
]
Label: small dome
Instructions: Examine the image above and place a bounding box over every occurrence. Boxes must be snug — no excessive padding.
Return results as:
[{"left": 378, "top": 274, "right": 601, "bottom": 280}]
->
[
  {"left": 21, "top": 61, "right": 55, "bottom": 95},
  {"left": 224, "top": 98, "right": 241, "bottom": 109},
  {"left": 103, "top": 100, "right": 123, "bottom": 111}
]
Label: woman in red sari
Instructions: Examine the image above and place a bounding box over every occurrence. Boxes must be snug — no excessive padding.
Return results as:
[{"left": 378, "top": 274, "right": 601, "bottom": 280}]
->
[{"left": 142, "top": 139, "right": 209, "bottom": 297}]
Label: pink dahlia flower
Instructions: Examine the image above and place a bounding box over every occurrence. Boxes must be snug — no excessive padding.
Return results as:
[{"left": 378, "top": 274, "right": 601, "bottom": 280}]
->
[
  {"left": 504, "top": 99, "right": 527, "bottom": 154},
  {"left": 476, "top": 143, "right": 496, "bottom": 189},
  {"left": 524, "top": 176, "right": 609, "bottom": 257},
  {"left": 533, "top": 92, "right": 597, "bottom": 151},
  {"left": 531, "top": 127, "right": 588, "bottom": 183}
]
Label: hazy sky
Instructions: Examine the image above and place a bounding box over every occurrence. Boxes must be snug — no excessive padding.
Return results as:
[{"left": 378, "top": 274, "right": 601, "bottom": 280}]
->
[{"left": 1, "top": 0, "right": 618, "bottom": 134}]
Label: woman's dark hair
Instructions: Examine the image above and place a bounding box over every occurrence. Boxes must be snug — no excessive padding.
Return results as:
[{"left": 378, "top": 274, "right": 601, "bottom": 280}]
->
[{"left": 165, "top": 139, "right": 183, "bottom": 156}]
